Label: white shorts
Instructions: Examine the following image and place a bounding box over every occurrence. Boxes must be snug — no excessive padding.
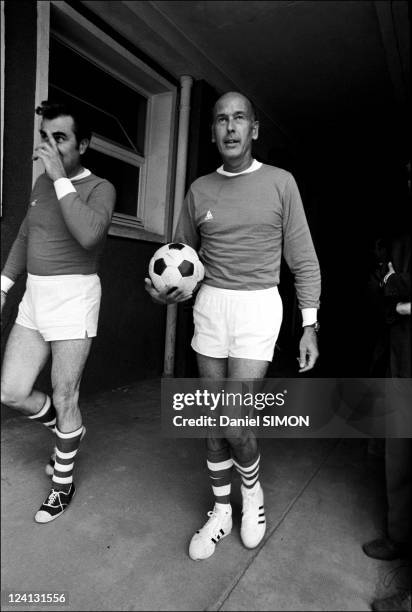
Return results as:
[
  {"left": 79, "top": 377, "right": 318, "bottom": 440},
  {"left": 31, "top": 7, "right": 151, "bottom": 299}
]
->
[
  {"left": 192, "top": 284, "right": 283, "bottom": 361},
  {"left": 16, "top": 273, "right": 102, "bottom": 341}
]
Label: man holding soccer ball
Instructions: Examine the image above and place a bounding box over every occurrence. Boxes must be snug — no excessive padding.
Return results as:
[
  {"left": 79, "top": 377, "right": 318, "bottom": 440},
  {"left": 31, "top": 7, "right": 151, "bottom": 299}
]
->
[{"left": 145, "top": 91, "right": 320, "bottom": 560}]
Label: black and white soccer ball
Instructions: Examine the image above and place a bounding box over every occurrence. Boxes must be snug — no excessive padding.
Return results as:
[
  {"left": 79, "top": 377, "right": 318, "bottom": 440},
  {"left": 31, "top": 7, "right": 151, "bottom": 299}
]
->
[{"left": 149, "top": 242, "right": 204, "bottom": 293}]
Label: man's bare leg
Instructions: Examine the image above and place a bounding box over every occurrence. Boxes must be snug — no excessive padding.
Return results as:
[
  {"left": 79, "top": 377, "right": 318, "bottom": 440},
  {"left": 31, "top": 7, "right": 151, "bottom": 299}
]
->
[
  {"left": 226, "top": 356, "right": 269, "bottom": 462},
  {"left": 196, "top": 353, "right": 228, "bottom": 453},
  {"left": 1, "top": 324, "right": 50, "bottom": 415},
  {"left": 189, "top": 353, "right": 234, "bottom": 560},
  {"left": 196, "top": 353, "right": 227, "bottom": 378},
  {"left": 50, "top": 337, "right": 92, "bottom": 433},
  {"left": 189, "top": 354, "right": 269, "bottom": 558},
  {"left": 226, "top": 356, "right": 269, "bottom": 549},
  {"left": 196, "top": 353, "right": 269, "bottom": 460},
  {"left": 35, "top": 337, "right": 92, "bottom": 523}
]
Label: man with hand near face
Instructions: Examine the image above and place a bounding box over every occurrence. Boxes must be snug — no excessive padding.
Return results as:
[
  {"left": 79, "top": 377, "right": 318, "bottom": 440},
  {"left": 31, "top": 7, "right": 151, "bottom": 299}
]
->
[
  {"left": 1, "top": 101, "right": 116, "bottom": 523},
  {"left": 145, "top": 91, "right": 320, "bottom": 559}
]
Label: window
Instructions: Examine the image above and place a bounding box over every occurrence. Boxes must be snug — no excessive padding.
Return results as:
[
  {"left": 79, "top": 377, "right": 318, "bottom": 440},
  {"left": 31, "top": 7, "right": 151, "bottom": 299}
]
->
[
  {"left": 47, "top": 1, "right": 177, "bottom": 241},
  {"left": 49, "top": 37, "right": 147, "bottom": 221}
]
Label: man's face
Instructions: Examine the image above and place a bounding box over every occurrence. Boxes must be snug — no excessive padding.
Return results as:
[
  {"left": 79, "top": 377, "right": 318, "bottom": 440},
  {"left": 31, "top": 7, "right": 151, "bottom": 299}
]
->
[
  {"left": 212, "top": 93, "right": 259, "bottom": 168},
  {"left": 39, "top": 115, "right": 88, "bottom": 176}
]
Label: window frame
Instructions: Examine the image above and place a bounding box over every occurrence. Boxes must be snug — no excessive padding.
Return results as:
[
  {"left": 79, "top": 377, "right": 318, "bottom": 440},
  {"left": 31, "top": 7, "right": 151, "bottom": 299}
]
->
[
  {"left": 34, "top": 0, "right": 177, "bottom": 243},
  {"left": 88, "top": 134, "right": 146, "bottom": 227}
]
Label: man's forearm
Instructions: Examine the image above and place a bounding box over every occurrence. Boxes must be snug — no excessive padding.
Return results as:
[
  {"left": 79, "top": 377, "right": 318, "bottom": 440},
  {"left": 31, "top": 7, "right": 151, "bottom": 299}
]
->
[{"left": 54, "top": 180, "right": 115, "bottom": 250}]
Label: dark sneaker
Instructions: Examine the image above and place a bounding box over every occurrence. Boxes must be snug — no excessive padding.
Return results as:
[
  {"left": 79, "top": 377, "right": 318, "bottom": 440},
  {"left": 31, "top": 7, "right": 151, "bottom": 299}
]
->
[
  {"left": 45, "top": 426, "right": 86, "bottom": 477},
  {"left": 372, "top": 590, "right": 411, "bottom": 611},
  {"left": 34, "top": 484, "right": 76, "bottom": 523},
  {"left": 362, "top": 537, "right": 407, "bottom": 561}
]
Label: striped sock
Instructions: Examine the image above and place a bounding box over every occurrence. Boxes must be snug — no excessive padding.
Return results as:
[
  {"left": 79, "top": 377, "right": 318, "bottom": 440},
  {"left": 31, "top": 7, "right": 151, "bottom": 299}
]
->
[
  {"left": 233, "top": 453, "right": 260, "bottom": 491},
  {"left": 52, "top": 425, "right": 84, "bottom": 491},
  {"left": 207, "top": 446, "right": 233, "bottom": 506},
  {"left": 28, "top": 396, "right": 56, "bottom": 432}
]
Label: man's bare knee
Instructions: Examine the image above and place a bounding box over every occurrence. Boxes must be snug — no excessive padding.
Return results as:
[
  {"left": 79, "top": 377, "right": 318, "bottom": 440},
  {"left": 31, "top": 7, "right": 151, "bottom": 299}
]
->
[
  {"left": 206, "top": 436, "right": 228, "bottom": 452},
  {"left": 52, "top": 386, "right": 79, "bottom": 413},
  {"left": 1, "top": 385, "right": 31, "bottom": 409},
  {"left": 225, "top": 429, "right": 250, "bottom": 447}
]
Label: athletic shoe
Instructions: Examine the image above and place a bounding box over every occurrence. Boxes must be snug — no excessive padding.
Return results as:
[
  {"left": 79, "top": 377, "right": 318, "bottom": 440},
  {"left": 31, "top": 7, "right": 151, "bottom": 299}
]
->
[
  {"left": 34, "top": 484, "right": 76, "bottom": 523},
  {"left": 189, "top": 504, "right": 232, "bottom": 560},
  {"left": 362, "top": 537, "right": 408, "bottom": 561},
  {"left": 45, "top": 426, "right": 86, "bottom": 477},
  {"left": 372, "top": 590, "right": 411, "bottom": 612},
  {"left": 240, "top": 482, "right": 266, "bottom": 549}
]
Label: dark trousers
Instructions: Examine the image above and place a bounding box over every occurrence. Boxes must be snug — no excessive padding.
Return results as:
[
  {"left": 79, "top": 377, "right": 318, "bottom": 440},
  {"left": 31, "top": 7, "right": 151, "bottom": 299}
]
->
[{"left": 386, "top": 438, "right": 412, "bottom": 546}]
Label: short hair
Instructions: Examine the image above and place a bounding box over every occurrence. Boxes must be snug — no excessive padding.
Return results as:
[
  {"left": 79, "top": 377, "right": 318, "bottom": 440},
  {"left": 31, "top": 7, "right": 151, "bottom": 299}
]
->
[
  {"left": 35, "top": 100, "right": 92, "bottom": 145},
  {"left": 212, "top": 92, "right": 259, "bottom": 123}
]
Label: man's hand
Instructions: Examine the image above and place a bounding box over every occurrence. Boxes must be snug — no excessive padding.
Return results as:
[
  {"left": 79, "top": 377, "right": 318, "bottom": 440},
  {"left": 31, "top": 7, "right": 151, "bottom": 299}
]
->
[
  {"left": 387, "top": 262, "right": 395, "bottom": 275},
  {"left": 298, "top": 327, "right": 319, "bottom": 373},
  {"left": 144, "top": 278, "right": 193, "bottom": 305},
  {"left": 396, "top": 301, "right": 411, "bottom": 316},
  {"left": 32, "top": 130, "right": 66, "bottom": 182},
  {"left": 380, "top": 261, "right": 396, "bottom": 286}
]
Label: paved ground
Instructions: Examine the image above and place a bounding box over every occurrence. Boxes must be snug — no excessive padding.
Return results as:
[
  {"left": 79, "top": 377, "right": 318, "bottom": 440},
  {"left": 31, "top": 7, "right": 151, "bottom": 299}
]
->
[{"left": 1, "top": 379, "right": 406, "bottom": 611}]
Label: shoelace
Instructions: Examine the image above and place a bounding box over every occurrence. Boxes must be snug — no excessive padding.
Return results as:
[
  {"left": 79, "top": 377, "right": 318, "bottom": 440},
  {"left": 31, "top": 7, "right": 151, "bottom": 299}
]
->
[
  {"left": 47, "top": 489, "right": 60, "bottom": 504},
  {"left": 201, "top": 508, "right": 226, "bottom": 532}
]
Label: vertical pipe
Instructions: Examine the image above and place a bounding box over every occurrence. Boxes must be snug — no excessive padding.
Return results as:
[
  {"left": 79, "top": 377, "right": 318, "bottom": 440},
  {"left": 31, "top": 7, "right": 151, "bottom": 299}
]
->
[{"left": 163, "top": 75, "right": 193, "bottom": 377}]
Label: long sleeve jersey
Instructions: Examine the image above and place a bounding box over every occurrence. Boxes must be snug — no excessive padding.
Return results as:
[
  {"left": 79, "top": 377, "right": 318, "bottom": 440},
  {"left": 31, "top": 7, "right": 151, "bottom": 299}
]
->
[
  {"left": 2, "top": 172, "right": 116, "bottom": 281},
  {"left": 174, "top": 163, "right": 320, "bottom": 309}
]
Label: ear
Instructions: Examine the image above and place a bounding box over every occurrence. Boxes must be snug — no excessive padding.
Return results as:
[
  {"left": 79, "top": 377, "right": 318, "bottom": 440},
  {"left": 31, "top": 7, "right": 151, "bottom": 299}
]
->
[
  {"left": 79, "top": 138, "right": 90, "bottom": 156},
  {"left": 252, "top": 121, "right": 259, "bottom": 141},
  {"left": 211, "top": 126, "right": 216, "bottom": 143}
]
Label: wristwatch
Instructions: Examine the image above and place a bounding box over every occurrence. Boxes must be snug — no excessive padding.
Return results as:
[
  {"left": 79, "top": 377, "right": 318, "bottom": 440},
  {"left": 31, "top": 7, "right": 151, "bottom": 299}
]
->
[{"left": 304, "top": 321, "right": 320, "bottom": 332}]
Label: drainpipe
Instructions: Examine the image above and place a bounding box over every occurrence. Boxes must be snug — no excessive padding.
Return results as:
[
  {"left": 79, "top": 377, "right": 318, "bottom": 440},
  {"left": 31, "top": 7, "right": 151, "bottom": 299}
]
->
[{"left": 163, "top": 75, "right": 193, "bottom": 377}]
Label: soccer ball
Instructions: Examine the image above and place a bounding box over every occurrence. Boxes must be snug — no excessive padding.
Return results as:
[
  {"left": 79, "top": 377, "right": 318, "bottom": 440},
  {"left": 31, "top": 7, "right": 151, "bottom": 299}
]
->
[{"left": 148, "top": 242, "right": 204, "bottom": 293}]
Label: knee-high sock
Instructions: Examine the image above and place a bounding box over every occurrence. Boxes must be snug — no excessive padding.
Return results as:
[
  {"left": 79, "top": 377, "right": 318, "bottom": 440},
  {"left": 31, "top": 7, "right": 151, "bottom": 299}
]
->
[
  {"left": 233, "top": 453, "right": 260, "bottom": 490},
  {"left": 28, "top": 396, "right": 56, "bottom": 432},
  {"left": 207, "top": 446, "right": 233, "bottom": 505},
  {"left": 52, "top": 425, "right": 83, "bottom": 490}
]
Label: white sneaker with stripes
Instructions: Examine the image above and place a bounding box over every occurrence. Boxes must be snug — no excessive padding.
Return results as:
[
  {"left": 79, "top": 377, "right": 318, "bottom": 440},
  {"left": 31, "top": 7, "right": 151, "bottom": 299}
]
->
[
  {"left": 240, "top": 482, "right": 266, "bottom": 548},
  {"left": 189, "top": 504, "right": 232, "bottom": 560}
]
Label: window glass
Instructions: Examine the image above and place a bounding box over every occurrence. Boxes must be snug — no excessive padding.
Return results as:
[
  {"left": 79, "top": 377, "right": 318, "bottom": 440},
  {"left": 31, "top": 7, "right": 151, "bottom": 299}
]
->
[
  {"left": 48, "top": 37, "right": 146, "bottom": 218},
  {"left": 83, "top": 148, "right": 140, "bottom": 218},
  {"left": 49, "top": 37, "right": 147, "bottom": 155}
]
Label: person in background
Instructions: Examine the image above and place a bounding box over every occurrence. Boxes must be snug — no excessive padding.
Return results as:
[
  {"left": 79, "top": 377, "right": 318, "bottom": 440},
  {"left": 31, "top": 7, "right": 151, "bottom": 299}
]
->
[{"left": 363, "top": 225, "right": 411, "bottom": 612}]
